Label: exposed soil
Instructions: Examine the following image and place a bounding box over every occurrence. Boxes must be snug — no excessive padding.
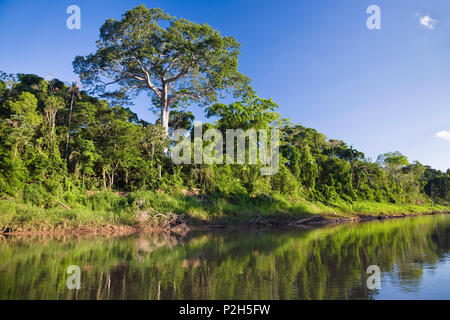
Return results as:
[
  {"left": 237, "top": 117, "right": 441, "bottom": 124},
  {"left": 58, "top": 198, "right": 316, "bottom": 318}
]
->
[
  {"left": 1, "top": 223, "right": 189, "bottom": 238},
  {"left": 1, "top": 211, "right": 448, "bottom": 238}
]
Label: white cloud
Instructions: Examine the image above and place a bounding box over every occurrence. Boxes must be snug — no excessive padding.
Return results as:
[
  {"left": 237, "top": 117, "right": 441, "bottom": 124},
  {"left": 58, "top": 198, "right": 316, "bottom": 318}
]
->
[
  {"left": 436, "top": 130, "right": 450, "bottom": 141},
  {"left": 420, "top": 15, "right": 438, "bottom": 29}
]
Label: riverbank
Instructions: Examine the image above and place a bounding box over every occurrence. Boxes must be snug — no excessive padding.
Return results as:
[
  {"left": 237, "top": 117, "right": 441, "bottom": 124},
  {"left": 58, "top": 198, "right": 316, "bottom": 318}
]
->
[{"left": 1, "top": 190, "right": 449, "bottom": 236}]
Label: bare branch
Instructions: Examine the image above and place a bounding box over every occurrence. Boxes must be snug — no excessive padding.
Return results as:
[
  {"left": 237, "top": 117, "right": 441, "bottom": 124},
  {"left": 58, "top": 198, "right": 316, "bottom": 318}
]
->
[
  {"left": 162, "top": 56, "right": 179, "bottom": 81},
  {"left": 165, "top": 55, "right": 197, "bottom": 83},
  {"left": 135, "top": 58, "right": 161, "bottom": 97}
]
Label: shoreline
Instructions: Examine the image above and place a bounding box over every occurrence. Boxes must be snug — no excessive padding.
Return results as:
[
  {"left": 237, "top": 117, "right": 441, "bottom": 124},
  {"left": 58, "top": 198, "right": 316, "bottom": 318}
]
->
[
  {"left": 2, "top": 210, "right": 449, "bottom": 238},
  {"left": 191, "top": 210, "right": 450, "bottom": 230},
  {"left": 2, "top": 190, "right": 448, "bottom": 237}
]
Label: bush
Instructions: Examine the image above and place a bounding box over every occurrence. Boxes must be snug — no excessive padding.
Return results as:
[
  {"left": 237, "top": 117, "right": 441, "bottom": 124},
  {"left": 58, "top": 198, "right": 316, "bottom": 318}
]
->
[
  {"left": 22, "top": 184, "right": 47, "bottom": 207},
  {"left": 82, "top": 191, "right": 128, "bottom": 213}
]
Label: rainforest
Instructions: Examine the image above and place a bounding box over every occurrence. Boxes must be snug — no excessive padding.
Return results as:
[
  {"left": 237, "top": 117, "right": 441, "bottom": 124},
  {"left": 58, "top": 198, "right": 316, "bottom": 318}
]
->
[{"left": 0, "top": 5, "right": 449, "bottom": 234}]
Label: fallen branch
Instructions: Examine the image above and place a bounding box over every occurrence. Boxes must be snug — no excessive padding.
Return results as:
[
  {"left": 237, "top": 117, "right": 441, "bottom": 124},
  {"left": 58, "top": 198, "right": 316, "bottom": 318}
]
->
[
  {"left": 289, "top": 215, "right": 323, "bottom": 226},
  {"left": 0, "top": 195, "right": 14, "bottom": 202},
  {"left": 58, "top": 202, "right": 71, "bottom": 210}
]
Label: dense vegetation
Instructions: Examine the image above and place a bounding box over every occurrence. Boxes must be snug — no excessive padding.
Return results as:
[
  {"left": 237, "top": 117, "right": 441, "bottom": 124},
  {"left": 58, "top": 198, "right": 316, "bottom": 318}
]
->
[{"left": 0, "top": 6, "right": 448, "bottom": 231}]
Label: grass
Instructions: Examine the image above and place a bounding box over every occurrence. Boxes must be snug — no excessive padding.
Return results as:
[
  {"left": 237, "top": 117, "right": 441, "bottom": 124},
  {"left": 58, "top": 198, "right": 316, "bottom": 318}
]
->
[
  {"left": 0, "top": 190, "right": 449, "bottom": 232},
  {"left": 348, "top": 200, "right": 447, "bottom": 216},
  {"left": 0, "top": 197, "right": 135, "bottom": 232}
]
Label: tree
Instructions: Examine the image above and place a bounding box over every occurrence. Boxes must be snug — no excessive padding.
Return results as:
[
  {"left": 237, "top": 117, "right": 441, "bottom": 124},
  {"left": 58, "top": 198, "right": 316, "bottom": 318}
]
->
[
  {"left": 205, "top": 96, "right": 281, "bottom": 193},
  {"left": 326, "top": 140, "right": 344, "bottom": 158},
  {"left": 377, "top": 151, "right": 409, "bottom": 175},
  {"left": 169, "top": 109, "right": 194, "bottom": 133},
  {"left": 73, "top": 5, "right": 251, "bottom": 142},
  {"left": 43, "top": 95, "right": 65, "bottom": 148},
  {"left": 206, "top": 96, "right": 280, "bottom": 131},
  {"left": 4, "top": 92, "right": 41, "bottom": 129},
  {"left": 65, "top": 81, "right": 81, "bottom": 160}
]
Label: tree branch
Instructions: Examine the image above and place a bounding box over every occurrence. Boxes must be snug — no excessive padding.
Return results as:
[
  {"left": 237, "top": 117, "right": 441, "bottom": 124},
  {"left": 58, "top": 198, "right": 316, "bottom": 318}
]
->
[
  {"left": 162, "top": 56, "right": 179, "bottom": 81},
  {"left": 165, "top": 55, "right": 197, "bottom": 83},
  {"left": 168, "top": 91, "right": 201, "bottom": 106},
  {"left": 134, "top": 58, "right": 162, "bottom": 98}
]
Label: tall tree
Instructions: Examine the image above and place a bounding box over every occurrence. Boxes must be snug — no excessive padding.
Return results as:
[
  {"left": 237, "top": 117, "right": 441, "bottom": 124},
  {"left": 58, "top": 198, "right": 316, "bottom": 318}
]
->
[
  {"left": 73, "top": 5, "right": 251, "bottom": 143},
  {"left": 43, "top": 95, "right": 65, "bottom": 148},
  {"left": 65, "top": 81, "right": 81, "bottom": 160},
  {"left": 377, "top": 151, "right": 409, "bottom": 174}
]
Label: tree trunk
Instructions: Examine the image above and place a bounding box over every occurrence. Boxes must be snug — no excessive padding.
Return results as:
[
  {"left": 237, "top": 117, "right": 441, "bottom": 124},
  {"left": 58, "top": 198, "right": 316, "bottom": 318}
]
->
[
  {"left": 110, "top": 172, "right": 114, "bottom": 189},
  {"left": 160, "top": 104, "right": 169, "bottom": 137},
  {"left": 65, "top": 91, "right": 75, "bottom": 160},
  {"left": 102, "top": 167, "right": 107, "bottom": 190},
  {"left": 160, "top": 85, "right": 169, "bottom": 155}
]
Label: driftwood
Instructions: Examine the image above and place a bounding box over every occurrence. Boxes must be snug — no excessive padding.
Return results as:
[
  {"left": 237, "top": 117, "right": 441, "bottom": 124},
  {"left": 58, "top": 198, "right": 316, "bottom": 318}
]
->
[
  {"left": 289, "top": 215, "right": 324, "bottom": 226},
  {"left": 290, "top": 215, "right": 362, "bottom": 227},
  {"left": 0, "top": 227, "right": 12, "bottom": 234},
  {"left": 58, "top": 202, "right": 71, "bottom": 210},
  {"left": 136, "top": 207, "right": 185, "bottom": 229},
  {"left": 0, "top": 195, "right": 14, "bottom": 202}
]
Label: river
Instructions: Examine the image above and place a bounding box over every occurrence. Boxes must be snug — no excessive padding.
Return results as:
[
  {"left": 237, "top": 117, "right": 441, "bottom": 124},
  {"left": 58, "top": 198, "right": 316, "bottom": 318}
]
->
[{"left": 0, "top": 214, "right": 449, "bottom": 300}]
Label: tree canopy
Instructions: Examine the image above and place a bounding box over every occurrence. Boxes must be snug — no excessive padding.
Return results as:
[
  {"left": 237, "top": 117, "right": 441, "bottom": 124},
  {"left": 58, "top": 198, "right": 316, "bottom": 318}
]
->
[
  {"left": 0, "top": 6, "right": 448, "bottom": 214},
  {"left": 73, "top": 5, "right": 251, "bottom": 137},
  {"left": 0, "top": 72, "right": 448, "bottom": 207}
]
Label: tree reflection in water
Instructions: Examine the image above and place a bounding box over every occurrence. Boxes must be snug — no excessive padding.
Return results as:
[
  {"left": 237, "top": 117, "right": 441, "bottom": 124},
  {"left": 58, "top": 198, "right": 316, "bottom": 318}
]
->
[{"left": 0, "top": 214, "right": 449, "bottom": 300}]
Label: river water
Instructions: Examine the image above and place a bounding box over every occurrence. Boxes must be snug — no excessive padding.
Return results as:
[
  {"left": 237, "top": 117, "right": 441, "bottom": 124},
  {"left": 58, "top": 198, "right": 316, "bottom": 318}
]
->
[{"left": 0, "top": 214, "right": 449, "bottom": 300}]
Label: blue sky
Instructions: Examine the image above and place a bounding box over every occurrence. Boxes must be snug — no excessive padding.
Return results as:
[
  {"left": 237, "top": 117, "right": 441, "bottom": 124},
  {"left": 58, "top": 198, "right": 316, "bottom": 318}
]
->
[{"left": 1, "top": 0, "right": 449, "bottom": 171}]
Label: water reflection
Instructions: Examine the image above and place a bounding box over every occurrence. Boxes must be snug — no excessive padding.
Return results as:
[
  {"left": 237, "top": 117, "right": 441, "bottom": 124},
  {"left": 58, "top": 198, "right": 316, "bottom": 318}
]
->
[{"left": 0, "top": 214, "right": 449, "bottom": 300}]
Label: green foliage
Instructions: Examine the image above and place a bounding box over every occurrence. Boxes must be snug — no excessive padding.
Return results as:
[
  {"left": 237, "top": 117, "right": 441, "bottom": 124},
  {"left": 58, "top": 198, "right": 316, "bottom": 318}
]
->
[
  {"left": 0, "top": 5, "right": 448, "bottom": 230},
  {"left": 206, "top": 96, "right": 280, "bottom": 130},
  {"left": 0, "top": 69, "right": 448, "bottom": 229},
  {"left": 73, "top": 5, "right": 252, "bottom": 134},
  {"left": 22, "top": 184, "right": 48, "bottom": 207}
]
